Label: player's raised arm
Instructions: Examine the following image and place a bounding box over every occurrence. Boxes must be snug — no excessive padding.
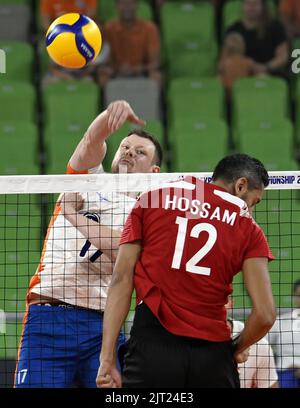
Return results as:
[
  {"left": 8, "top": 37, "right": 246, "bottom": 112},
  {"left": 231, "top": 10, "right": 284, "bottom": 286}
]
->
[
  {"left": 69, "top": 100, "right": 145, "bottom": 172},
  {"left": 233, "top": 257, "right": 276, "bottom": 363}
]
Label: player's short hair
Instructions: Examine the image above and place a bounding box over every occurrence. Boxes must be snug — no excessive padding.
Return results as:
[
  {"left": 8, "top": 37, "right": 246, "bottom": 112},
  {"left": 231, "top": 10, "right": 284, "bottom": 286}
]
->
[
  {"left": 126, "top": 129, "right": 163, "bottom": 167},
  {"left": 293, "top": 279, "right": 300, "bottom": 294},
  {"left": 212, "top": 153, "right": 269, "bottom": 189}
]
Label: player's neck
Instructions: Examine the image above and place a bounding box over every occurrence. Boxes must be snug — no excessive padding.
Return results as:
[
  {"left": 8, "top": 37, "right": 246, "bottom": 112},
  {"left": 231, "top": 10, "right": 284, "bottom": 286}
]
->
[{"left": 210, "top": 180, "right": 229, "bottom": 192}]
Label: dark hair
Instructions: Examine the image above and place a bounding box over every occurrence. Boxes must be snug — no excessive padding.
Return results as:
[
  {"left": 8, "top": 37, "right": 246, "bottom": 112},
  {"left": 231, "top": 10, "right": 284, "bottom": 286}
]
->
[
  {"left": 293, "top": 279, "right": 300, "bottom": 294},
  {"left": 126, "top": 129, "right": 163, "bottom": 167},
  {"left": 212, "top": 153, "right": 269, "bottom": 189},
  {"left": 243, "top": 0, "right": 271, "bottom": 37}
]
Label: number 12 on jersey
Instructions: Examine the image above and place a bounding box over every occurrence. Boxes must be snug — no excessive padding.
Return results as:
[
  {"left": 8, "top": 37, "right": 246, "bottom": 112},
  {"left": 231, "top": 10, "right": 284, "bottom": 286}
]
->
[{"left": 171, "top": 216, "right": 217, "bottom": 276}]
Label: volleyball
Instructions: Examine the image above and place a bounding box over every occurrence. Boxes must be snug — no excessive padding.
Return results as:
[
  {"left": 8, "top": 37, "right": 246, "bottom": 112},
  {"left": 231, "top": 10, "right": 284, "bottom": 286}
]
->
[{"left": 45, "top": 13, "right": 102, "bottom": 69}]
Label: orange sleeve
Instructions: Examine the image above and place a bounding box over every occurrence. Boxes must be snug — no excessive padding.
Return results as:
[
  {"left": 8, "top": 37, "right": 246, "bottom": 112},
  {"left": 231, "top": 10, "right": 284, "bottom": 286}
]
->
[
  {"left": 145, "top": 21, "right": 160, "bottom": 60},
  {"left": 66, "top": 163, "right": 88, "bottom": 175},
  {"left": 40, "top": 0, "right": 52, "bottom": 16},
  {"left": 279, "top": 0, "right": 293, "bottom": 18},
  {"left": 88, "top": 0, "right": 98, "bottom": 8}
]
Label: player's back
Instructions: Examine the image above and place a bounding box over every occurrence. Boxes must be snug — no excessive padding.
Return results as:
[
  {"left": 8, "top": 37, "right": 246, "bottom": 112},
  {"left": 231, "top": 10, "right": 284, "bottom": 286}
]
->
[{"left": 127, "top": 176, "right": 271, "bottom": 341}]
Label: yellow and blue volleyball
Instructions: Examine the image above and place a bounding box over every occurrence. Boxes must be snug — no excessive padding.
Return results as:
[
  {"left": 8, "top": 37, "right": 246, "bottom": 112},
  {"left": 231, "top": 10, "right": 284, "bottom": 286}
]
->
[{"left": 45, "top": 13, "right": 102, "bottom": 69}]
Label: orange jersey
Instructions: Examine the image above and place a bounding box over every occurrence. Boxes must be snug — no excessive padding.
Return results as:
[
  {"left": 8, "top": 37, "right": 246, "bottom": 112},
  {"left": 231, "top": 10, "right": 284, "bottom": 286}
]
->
[
  {"left": 28, "top": 165, "right": 136, "bottom": 311},
  {"left": 105, "top": 19, "right": 160, "bottom": 69},
  {"left": 41, "top": 0, "right": 97, "bottom": 20},
  {"left": 280, "top": 0, "right": 300, "bottom": 33}
]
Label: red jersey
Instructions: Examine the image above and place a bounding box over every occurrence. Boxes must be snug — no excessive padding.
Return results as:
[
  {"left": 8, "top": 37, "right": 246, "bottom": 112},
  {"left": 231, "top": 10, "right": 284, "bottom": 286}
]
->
[{"left": 120, "top": 177, "right": 274, "bottom": 342}]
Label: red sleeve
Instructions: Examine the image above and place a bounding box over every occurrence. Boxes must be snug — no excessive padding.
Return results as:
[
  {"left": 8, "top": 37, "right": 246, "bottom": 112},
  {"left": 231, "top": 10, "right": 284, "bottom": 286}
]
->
[
  {"left": 120, "top": 201, "right": 143, "bottom": 245},
  {"left": 244, "top": 223, "right": 275, "bottom": 262},
  {"left": 66, "top": 163, "right": 88, "bottom": 175}
]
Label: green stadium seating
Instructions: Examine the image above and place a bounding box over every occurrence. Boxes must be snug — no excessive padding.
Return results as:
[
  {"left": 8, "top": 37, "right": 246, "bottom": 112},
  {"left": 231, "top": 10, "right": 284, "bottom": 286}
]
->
[
  {"left": 232, "top": 190, "right": 300, "bottom": 309},
  {"left": 161, "top": 2, "right": 216, "bottom": 78},
  {"left": 43, "top": 79, "right": 99, "bottom": 128},
  {"left": 0, "top": 0, "right": 28, "bottom": 4},
  {"left": 168, "top": 78, "right": 224, "bottom": 127},
  {"left": 223, "top": 0, "right": 276, "bottom": 34},
  {"left": 0, "top": 81, "right": 36, "bottom": 123},
  {"left": 171, "top": 119, "right": 228, "bottom": 172},
  {"left": 0, "top": 319, "right": 23, "bottom": 359},
  {"left": 167, "top": 41, "right": 217, "bottom": 78},
  {"left": 237, "top": 119, "right": 296, "bottom": 171},
  {"left": 293, "top": 79, "right": 300, "bottom": 141},
  {"left": 0, "top": 41, "right": 33, "bottom": 81},
  {"left": 0, "top": 251, "right": 40, "bottom": 313},
  {"left": 162, "top": 2, "right": 215, "bottom": 48},
  {"left": 99, "top": 0, "right": 153, "bottom": 21},
  {"left": 233, "top": 77, "right": 289, "bottom": 127},
  {"left": 45, "top": 122, "right": 87, "bottom": 174},
  {"left": 0, "top": 121, "right": 39, "bottom": 175},
  {"left": 0, "top": 193, "right": 41, "bottom": 313}
]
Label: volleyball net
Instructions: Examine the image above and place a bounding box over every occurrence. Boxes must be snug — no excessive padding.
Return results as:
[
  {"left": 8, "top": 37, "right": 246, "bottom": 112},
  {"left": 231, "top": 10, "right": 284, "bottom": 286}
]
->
[{"left": 0, "top": 172, "right": 299, "bottom": 387}]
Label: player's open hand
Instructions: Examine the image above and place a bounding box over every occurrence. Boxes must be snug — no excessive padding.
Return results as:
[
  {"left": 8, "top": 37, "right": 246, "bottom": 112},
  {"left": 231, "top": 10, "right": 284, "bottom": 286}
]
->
[
  {"left": 59, "top": 192, "right": 84, "bottom": 214},
  {"left": 106, "top": 100, "right": 146, "bottom": 133},
  {"left": 96, "top": 361, "right": 122, "bottom": 388}
]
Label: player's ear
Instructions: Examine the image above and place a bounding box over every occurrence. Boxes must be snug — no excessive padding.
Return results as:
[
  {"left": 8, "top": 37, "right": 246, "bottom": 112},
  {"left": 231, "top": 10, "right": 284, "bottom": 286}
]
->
[
  {"left": 152, "top": 165, "right": 160, "bottom": 173},
  {"left": 234, "top": 177, "right": 248, "bottom": 197}
]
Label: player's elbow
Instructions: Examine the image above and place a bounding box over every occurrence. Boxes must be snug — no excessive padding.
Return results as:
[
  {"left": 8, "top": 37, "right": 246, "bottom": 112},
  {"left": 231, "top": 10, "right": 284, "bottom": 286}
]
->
[{"left": 254, "top": 305, "right": 276, "bottom": 330}]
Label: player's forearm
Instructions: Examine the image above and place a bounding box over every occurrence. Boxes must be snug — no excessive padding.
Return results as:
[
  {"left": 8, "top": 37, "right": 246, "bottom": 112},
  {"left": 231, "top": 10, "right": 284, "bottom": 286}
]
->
[
  {"left": 69, "top": 110, "right": 111, "bottom": 171},
  {"left": 100, "top": 272, "right": 134, "bottom": 363},
  {"left": 234, "top": 309, "right": 275, "bottom": 354},
  {"left": 64, "top": 212, "right": 120, "bottom": 261}
]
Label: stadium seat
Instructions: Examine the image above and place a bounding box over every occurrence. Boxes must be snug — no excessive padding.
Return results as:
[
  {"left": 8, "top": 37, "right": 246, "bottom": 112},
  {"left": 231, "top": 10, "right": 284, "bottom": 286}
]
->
[
  {"left": 161, "top": 2, "right": 216, "bottom": 78},
  {"left": 232, "top": 273, "right": 252, "bottom": 309},
  {"left": 238, "top": 119, "right": 296, "bottom": 171},
  {"left": 168, "top": 78, "right": 224, "bottom": 127},
  {"left": 166, "top": 41, "right": 217, "bottom": 78},
  {"left": 0, "top": 81, "right": 36, "bottom": 123},
  {"left": 0, "top": 193, "right": 41, "bottom": 313},
  {"left": 171, "top": 119, "right": 228, "bottom": 172},
  {"left": 233, "top": 77, "right": 289, "bottom": 127},
  {"left": 0, "top": 41, "right": 33, "bottom": 81},
  {"left": 253, "top": 189, "right": 300, "bottom": 308},
  {"left": 293, "top": 78, "right": 300, "bottom": 140},
  {"left": 103, "top": 120, "right": 164, "bottom": 171},
  {"left": 0, "top": 0, "right": 28, "bottom": 3},
  {"left": 0, "top": 4, "right": 30, "bottom": 41},
  {"left": 99, "top": 0, "right": 153, "bottom": 21},
  {"left": 161, "top": 2, "right": 215, "bottom": 50},
  {"left": 44, "top": 123, "right": 88, "bottom": 174},
  {"left": 0, "top": 121, "right": 39, "bottom": 174},
  {"left": 0, "top": 252, "right": 40, "bottom": 313},
  {"left": 105, "top": 78, "right": 161, "bottom": 120},
  {"left": 43, "top": 80, "right": 99, "bottom": 127},
  {"left": 0, "top": 192, "right": 42, "bottom": 249},
  {"left": 223, "top": 0, "right": 276, "bottom": 34},
  {"left": 0, "top": 319, "right": 23, "bottom": 359}
]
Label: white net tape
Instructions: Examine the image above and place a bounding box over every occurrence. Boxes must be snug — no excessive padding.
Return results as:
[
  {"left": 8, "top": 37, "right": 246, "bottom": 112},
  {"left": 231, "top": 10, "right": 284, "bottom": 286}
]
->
[{"left": 0, "top": 171, "right": 299, "bottom": 193}]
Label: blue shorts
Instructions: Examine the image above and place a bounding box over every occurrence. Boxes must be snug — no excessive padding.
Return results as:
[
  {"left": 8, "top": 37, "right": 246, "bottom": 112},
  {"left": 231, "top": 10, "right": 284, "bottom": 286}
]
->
[
  {"left": 277, "top": 369, "right": 300, "bottom": 388},
  {"left": 15, "top": 304, "right": 125, "bottom": 388}
]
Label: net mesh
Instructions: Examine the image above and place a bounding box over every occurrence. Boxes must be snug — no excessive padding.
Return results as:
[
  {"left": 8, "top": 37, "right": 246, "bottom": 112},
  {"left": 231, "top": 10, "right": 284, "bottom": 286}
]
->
[{"left": 0, "top": 172, "right": 299, "bottom": 388}]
